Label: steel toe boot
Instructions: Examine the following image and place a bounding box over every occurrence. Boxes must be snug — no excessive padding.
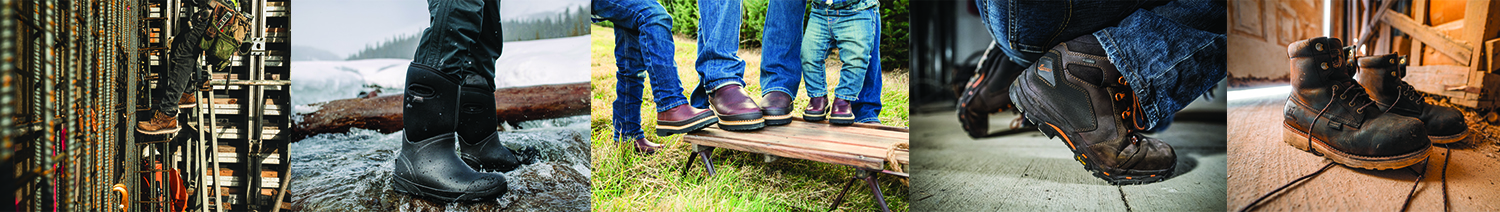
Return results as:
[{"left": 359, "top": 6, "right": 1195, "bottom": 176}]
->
[
  {"left": 959, "top": 42, "right": 1026, "bottom": 138},
  {"left": 1284, "top": 37, "right": 1430, "bottom": 170},
  {"left": 1354, "top": 54, "right": 1468, "bottom": 144},
  {"left": 136, "top": 110, "right": 181, "bottom": 135},
  {"left": 760, "top": 91, "right": 793, "bottom": 126},
  {"left": 656, "top": 104, "right": 718, "bottom": 136},
  {"left": 709, "top": 84, "right": 765, "bottom": 130},
  {"left": 391, "top": 63, "right": 508, "bottom": 201},
  {"left": 1008, "top": 34, "right": 1176, "bottom": 184},
  {"left": 829, "top": 98, "right": 855, "bottom": 125},
  {"left": 804, "top": 96, "right": 829, "bottom": 122}
]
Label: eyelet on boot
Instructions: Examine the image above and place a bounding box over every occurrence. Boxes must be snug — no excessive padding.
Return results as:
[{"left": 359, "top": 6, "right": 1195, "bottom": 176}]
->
[{"left": 1315, "top": 43, "right": 1323, "bottom": 51}]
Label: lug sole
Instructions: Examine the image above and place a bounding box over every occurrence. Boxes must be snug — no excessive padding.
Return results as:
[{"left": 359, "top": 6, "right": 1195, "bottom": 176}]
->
[
  {"left": 1011, "top": 77, "right": 1173, "bottom": 184},
  {"left": 763, "top": 114, "right": 792, "bottom": 126},
  {"left": 803, "top": 112, "right": 826, "bottom": 122},
  {"left": 829, "top": 114, "right": 856, "bottom": 125},
  {"left": 656, "top": 116, "right": 720, "bottom": 136},
  {"left": 135, "top": 125, "right": 181, "bottom": 135},
  {"left": 1282, "top": 124, "right": 1429, "bottom": 170},
  {"left": 390, "top": 175, "right": 504, "bottom": 202},
  {"left": 1429, "top": 129, "right": 1468, "bottom": 144}
]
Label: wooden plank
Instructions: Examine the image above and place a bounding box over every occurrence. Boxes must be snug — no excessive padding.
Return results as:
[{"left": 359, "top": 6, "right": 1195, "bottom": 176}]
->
[
  {"left": 690, "top": 128, "right": 909, "bottom": 164},
  {"left": 1383, "top": 9, "right": 1471, "bottom": 65},
  {"left": 1409, "top": 0, "right": 1429, "bottom": 64},
  {"left": 695, "top": 121, "right": 909, "bottom": 154},
  {"left": 1463, "top": 0, "right": 1500, "bottom": 108},
  {"left": 687, "top": 135, "right": 889, "bottom": 170},
  {"left": 1408, "top": 65, "right": 1480, "bottom": 107}
]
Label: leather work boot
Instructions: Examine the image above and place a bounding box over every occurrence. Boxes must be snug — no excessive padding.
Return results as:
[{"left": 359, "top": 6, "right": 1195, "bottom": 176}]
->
[
  {"left": 391, "top": 63, "right": 508, "bottom": 201},
  {"left": 958, "top": 42, "right": 1026, "bottom": 138},
  {"left": 136, "top": 110, "right": 181, "bottom": 135},
  {"left": 760, "top": 91, "right": 793, "bottom": 126},
  {"left": 1284, "top": 37, "right": 1430, "bottom": 170},
  {"left": 709, "top": 84, "right": 765, "bottom": 131},
  {"left": 656, "top": 104, "right": 719, "bottom": 136},
  {"left": 452, "top": 74, "right": 536, "bottom": 172},
  {"left": 804, "top": 96, "right": 829, "bottom": 122},
  {"left": 1008, "top": 34, "right": 1176, "bottom": 184},
  {"left": 626, "top": 137, "right": 665, "bottom": 155},
  {"left": 1354, "top": 54, "right": 1468, "bottom": 144},
  {"left": 177, "top": 92, "right": 197, "bottom": 109},
  {"left": 829, "top": 98, "right": 855, "bottom": 125}
]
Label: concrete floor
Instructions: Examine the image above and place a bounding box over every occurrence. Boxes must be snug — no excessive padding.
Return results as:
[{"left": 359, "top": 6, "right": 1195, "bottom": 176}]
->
[
  {"left": 909, "top": 98, "right": 1228, "bottom": 211},
  {"left": 1226, "top": 86, "right": 1500, "bottom": 211}
]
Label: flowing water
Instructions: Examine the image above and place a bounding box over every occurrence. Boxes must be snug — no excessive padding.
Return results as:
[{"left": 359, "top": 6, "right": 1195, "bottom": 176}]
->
[{"left": 288, "top": 116, "right": 591, "bottom": 211}]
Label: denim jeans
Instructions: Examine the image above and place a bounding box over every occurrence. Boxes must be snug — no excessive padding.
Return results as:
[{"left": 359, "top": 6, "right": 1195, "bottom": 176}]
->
[
  {"left": 758, "top": 1, "right": 806, "bottom": 99},
  {"left": 594, "top": 0, "right": 691, "bottom": 141},
  {"left": 853, "top": 14, "right": 883, "bottom": 123},
  {"left": 690, "top": 0, "right": 748, "bottom": 109},
  {"left": 976, "top": 0, "right": 1225, "bottom": 131},
  {"left": 412, "top": 0, "right": 503, "bottom": 87},
  {"left": 802, "top": 3, "right": 878, "bottom": 101}
]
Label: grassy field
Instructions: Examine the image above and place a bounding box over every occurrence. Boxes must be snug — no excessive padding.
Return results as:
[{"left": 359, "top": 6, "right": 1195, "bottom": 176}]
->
[{"left": 590, "top": 25, "right": 910, "bottom": 211}]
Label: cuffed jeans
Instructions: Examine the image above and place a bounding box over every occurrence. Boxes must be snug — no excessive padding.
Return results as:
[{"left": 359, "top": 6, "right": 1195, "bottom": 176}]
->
[
  {"left": 691, "top": 0, "right": 748, "bottom": 109},
  {"left": 976, "top": 0, "right": 1225, "bottom": 131},
  {"left": 594, "top": 0, "right": 691, "bottom": 142}
]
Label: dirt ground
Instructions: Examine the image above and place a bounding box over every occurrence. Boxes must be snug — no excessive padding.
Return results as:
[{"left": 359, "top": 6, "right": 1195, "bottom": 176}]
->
[{"left": 1227, "top": 87, "right": 1500, "bottom": 211}]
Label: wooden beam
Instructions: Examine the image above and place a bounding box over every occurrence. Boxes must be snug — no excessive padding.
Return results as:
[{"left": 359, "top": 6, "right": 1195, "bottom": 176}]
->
[
  {"left": 1382, "top": 9, "right": 1470, "bottom": 66},
  {"left": 1463, "top": 0, "right": 1500, "bottom": 108},
  {"left": 1409, "top": 0, "right": 1428, "bottom": 64}
]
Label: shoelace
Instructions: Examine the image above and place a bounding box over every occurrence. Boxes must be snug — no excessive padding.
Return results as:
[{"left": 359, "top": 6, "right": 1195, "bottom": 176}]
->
[{"left": 1113, "top": 77, "right": 1148, "bottom": 132}]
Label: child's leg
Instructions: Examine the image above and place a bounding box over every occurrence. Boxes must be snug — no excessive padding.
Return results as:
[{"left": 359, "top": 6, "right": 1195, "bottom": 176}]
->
[
  {"left": 612, "top": 26, "right": 648, "bottom": 142},
  {"left": 830, "top": 8, "right": 879, "bottom": 101},
  {"left": 801, "top": 9, "right": 837, "bottom": 99}
]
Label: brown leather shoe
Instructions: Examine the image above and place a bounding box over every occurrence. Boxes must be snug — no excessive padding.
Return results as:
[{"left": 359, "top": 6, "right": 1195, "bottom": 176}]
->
[
  {"left": 760, "top": 91, "right": 793, "bottom": 126},
  {"left": 804, "top": 96, "right": 829, "bottom": 122},
  {"left": 177, "top": 92, "right": 197, "bottom": 109},
  {"left": 1354, "top": 54, "right": 1468, "bottom": 144},
  {"left": 958, "top": 43, "right": 1025, "bottom": 138},
  {"left": 709, "top": 84, "right": 764, "bottom": 131},
  {"left": 136, "top": 110, "right": 181, "bottom": 135},
  {"left": 628, "top": 137, "right": 665, "bottom": 155},
  {"left": 829, "top": 98, "right": 855, "bottom": 125},
  {"left": 656, "top": 104, "right": 718, "bottom": 136}
]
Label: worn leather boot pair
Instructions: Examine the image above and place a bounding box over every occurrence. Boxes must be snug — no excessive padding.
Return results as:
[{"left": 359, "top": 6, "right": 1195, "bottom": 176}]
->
[
  {"left": 1353, "top": 54, "right": 1469, "bottom": 144},
  {"left": 391, "top": 64, "right": 538, "bottom": 202},
  {"left": 1009, "top": 34, "right": 1176, "bottom": 184},
  {"left": 1284, "top": 37, "right": 1430, "bottom": 170}
]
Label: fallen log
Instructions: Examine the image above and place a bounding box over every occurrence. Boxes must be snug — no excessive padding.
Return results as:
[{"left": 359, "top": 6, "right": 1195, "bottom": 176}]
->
[{"left": 291, "top": 82, "right": 589, "bottom": 140}]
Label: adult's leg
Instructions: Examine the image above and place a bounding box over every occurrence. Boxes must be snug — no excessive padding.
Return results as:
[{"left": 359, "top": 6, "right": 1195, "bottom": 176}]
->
[
  {"left": 759, "top": 0, "right": 806, "bottom": 97},
  {"left": 852, "top": 8, "right": 883, "bottom": 123},
  {"left": 1094, "top": 0, "right": 1225, "bottom": 131},
  {"left": 974, "top": 0, "right": 1161, "bottom": 67},
  {"left": 690, "top": 0, "right": 747, "bottom": 109}
]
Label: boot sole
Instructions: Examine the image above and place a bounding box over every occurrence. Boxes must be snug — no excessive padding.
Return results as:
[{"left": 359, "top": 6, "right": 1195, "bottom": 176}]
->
[
  {"left": 803, "top": 112, "right": 826, "bottom": 122},
  {"left": 829, "top": 114, "right": 856, "bottom": 125},
  {"left": 135, "top": 125, "right": 181, "bottom": 135},
  {"left": 1011, "top": 77, "right": 1173, "bottom": 184},
  {"left": 763, "top": 114, "right": 792, "bottom": 126},
  {"left": 1429, "top": 129, "right": 1468, "bottom": 144},
  {"left": 1282, "top": 124, "right": 1429, "bottom": 170},
  {"left": 713, "top": 110, "right": 764, "bottom": 131},
  {"left": 391, "top": 175, "right": 505, "bottom": 202},
  {"left": 656, "top": 115, "right": 720, "bottom": 136}
]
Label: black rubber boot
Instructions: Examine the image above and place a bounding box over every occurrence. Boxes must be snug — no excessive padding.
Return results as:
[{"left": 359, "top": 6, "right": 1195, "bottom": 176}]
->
[
  {"left": 452, "top": 74, "right": 537, "bottom": 172},
  {"left": 390, "top": 64, "right": 509, "bottom": 202}
]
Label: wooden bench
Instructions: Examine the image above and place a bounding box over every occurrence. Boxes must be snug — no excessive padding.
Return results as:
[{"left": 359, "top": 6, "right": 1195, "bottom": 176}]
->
[{"left": 681, "top": 118, "right": 909, "bottom": 211}]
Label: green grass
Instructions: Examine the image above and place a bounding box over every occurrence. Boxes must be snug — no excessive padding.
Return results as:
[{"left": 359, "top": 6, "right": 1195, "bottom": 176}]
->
[{"left": 590, "top": 25, "right": 909, "bottom": 211}]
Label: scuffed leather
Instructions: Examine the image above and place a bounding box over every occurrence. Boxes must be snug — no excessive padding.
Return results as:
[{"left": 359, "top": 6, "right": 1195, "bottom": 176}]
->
[{"left": 1284, "top": 37, "right": 1428, "bottom": 157}]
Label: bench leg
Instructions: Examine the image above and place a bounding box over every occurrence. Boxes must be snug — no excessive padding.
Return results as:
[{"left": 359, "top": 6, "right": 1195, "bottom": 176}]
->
[
  {"left": 695, "top": 145, "right": 717, "bottom": 176},
  {"left": 862, "top": 169, "right": 890, "bottom": 212},
  {"left": 828, "top": 176, "right": 858, "bottom": 211},
  {"left": 681, "top": 149, "right": 697, "bottom": 177}
]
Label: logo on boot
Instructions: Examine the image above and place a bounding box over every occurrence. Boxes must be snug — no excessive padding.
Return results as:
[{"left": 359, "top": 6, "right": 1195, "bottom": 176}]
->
[{"left": 1037, "top": 57, "right": 1056, "bottom": 86}]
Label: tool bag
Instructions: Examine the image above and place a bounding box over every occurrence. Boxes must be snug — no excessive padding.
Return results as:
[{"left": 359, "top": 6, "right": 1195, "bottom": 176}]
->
[{"left": 199, "top": 0, "right": 249, "bottom": 70}]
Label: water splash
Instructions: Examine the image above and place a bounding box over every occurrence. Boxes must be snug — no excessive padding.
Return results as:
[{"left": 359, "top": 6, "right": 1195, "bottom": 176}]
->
[{"left": 289, "top": 116, "right": 591, "bottom": 211}]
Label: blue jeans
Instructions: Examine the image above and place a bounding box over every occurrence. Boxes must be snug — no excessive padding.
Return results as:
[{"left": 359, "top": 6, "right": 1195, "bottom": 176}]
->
[
  {"left": 412, "top": 0, "right": 502, "bottom": 87},
  {"left": 757, "top": 1, "right": 885, "bottom": 123},
  {"left": 801, "top": 3, "right": 878, "bottom": 102},
  {"left": 594, "top": 0, "right": 691, "bottom": 142},
  {"left": 691, "top": 0, "right": 748, "bottom": 109},
  {"left": 977, "top": 0, "right": 1225, "bottom": 131}
]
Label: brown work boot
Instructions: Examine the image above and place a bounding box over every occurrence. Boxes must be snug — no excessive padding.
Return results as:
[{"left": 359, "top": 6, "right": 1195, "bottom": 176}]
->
[
  {"left": 626, "top": 137, "right": 665, "bottom": 155},
  {"left": 177, "top": 92, "right": 197, "bottom": 108},
  {"left": 958, "top": 42, "right": 1026, "bottom": 138},
  {"left": 655, "top": 104, "right": 718, "bottom": 136},
  {"left": 1284, "top": 37, "right": 1430, "bottom": 170},
  {"left": 136, "top": 110, "right": 181, "bottom": 135},
  {"left": 708, "top": 84, "right": 764, "bottom": 131},
  {"left": 829, "top": 98, "right": 855, "bottom": 125},
  {"left": 1354, "top": 54, "right": 1469, "bottom": 144},
  {"left": 804, "top": 96, "right": 829, "bottom": 122},
  {"left": 1008, "top": 34, "right": 1175, "bottom": 184},
  {"left": 759, "top": 91, "right": 793, "bottom": 126}
]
